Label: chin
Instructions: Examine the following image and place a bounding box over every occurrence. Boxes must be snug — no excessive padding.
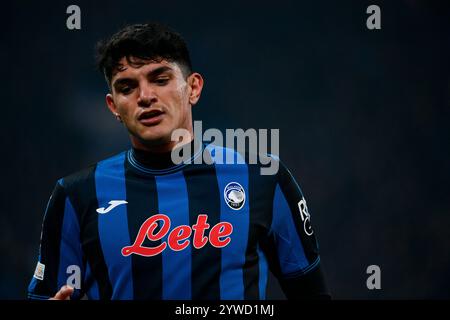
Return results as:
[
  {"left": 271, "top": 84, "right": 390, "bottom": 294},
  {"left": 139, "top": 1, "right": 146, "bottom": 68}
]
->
[{"left": 138, "top": 130, "right": 172, "bottom": 146}]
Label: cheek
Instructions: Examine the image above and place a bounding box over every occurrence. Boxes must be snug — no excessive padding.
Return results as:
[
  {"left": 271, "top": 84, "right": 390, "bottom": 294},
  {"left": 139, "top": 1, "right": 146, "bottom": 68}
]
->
[
  {"left": 171, "top": 81, "right": 189, "bottom": 104},
  {"left": 171, "top": 95, "right": 190, "bottom": 123},
  {"left": 175, "top": 87, "right": 190, "bottom": 113},
  {"left": 162, "top": 89, "right": 187, "bottom": 117},
  {"left": 116, "top": 97, "right": 136, "bottom": 118}
]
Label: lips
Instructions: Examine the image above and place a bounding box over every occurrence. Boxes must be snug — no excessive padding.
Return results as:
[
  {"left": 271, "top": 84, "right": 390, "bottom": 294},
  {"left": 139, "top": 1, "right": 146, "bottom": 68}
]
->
[{"left": 138, "top": 109, "right": 165, "bottom": 126}]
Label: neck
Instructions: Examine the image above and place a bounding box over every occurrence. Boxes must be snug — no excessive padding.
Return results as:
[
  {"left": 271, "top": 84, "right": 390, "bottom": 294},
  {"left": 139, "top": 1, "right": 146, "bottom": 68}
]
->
[
  {"left": 130, "top": 138, "right": 198, "bottom": 170},
  {"left": 130, "top": 120, "right": 194, "bottom": 153},
  {"left": 131, "top": 138, "right": 181, "bottom": 153},
  {"left": 131, "top": 129, "right": 193, "bottom": 153}
]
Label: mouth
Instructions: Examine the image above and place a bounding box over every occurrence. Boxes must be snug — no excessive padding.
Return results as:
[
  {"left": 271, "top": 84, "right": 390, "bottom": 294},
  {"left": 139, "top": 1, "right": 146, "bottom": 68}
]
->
[{"left": 138, "top": 109, "right": 165, "bottom": 126}]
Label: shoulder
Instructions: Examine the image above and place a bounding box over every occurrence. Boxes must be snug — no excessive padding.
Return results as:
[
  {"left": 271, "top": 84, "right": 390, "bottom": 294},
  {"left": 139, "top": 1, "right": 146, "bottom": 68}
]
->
[
  {"left": 204, "top": 144, "right": 296, "bottom": 187},
  {"left": 57, "top": 151, "right": 127, "bottom": 192}
]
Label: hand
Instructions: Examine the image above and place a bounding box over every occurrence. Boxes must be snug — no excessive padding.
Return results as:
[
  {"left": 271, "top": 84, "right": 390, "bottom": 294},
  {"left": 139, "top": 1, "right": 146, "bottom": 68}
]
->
[{"left": 49, "top": 285, "right": 74, "bottom": 300}]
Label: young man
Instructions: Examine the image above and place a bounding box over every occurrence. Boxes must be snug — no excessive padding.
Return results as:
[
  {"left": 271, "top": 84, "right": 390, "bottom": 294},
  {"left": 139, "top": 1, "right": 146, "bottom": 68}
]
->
[{"left": 28, "top": 23, "right": 330, "bottom": 300}]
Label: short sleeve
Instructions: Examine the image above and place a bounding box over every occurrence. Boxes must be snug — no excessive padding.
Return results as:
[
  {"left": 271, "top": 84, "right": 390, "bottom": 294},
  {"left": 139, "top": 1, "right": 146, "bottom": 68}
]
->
[
  {"left": 267, "top": 160, "right": 320, "bottom": 277},
  {"left": 27, "top": 180, "right": 85, "bottom": 300},
  {"left": 264, "top": 160, "right": 329, "bottom": 299}
]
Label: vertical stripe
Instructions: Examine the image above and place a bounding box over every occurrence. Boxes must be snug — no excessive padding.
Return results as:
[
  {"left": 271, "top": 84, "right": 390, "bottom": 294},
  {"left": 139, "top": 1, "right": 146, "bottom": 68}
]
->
[
  {"left": 96, "top": 153, "right": 134, "bottom": 299},
  {"left": 155, "top": 171, "right": 191, "bottom": 299},
  {"left": 183, "top": 162, "right": 221, "bottom": 299},
  {"left": 125, "top": 163, "right": 162, "bottom": 299},
  {"left": 57, "top": 197, "right": 83, "bottom": 296},
  {"left": 63, "top": 166, "right": 113, "bottom": 299},
  {"left": 209, "top": 145, "right": 249, "bottom": 300},
  {"left": 272, "top": 184, "right": 308, "bottom": 274},
  {"left": 84, "top": 262, "right": 99, "bottom": 300},
  {"left": 243, "top": 161, "right": 275, "bottom": 300},
  {"left": 257, "top": 244, "right": 268, "bottom": 300}
]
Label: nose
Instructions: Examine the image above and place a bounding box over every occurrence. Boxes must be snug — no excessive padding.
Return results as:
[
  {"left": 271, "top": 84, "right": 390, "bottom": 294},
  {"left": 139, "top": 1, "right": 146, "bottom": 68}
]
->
[{"left": 137, "top": 82, "right": 157, "bottom": 108}]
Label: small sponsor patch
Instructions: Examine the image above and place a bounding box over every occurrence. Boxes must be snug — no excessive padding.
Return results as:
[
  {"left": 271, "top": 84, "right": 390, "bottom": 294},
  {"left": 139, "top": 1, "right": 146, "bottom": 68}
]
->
[
  {"left": 33, "top": 262, "right": 45, "bottom": 280},
  {"left": 298, "top": 198, "right": 313, "bottom": 236}
]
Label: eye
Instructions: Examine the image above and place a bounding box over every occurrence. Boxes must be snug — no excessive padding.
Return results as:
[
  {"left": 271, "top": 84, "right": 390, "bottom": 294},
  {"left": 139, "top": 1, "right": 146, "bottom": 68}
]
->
[
  {"left": 155, "top": 78, "right": 169, "bottom": 85},
  {"left": 120, "top": 86, "right": 132, "bottom": 94}
]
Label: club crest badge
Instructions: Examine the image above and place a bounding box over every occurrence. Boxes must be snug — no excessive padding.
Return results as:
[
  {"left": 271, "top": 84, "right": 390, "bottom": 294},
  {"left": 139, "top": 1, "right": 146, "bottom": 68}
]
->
[{"left": 224, "top": 182, "right": 246, "bottom": 210}]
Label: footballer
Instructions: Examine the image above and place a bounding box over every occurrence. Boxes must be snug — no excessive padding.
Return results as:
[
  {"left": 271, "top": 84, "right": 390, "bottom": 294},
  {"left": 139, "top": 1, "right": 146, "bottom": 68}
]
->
[{"left": 28, "top": 22, "right": 330, "bottom": 300}]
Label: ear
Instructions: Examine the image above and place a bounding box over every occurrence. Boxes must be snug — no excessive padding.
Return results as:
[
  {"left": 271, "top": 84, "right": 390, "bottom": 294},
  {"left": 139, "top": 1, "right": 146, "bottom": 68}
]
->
[
  {"left": 187, "top": 73, "right": 204, "bottom": 106},
  {"left": 106, "top": 93, "right": 118, "bottom": 115}
]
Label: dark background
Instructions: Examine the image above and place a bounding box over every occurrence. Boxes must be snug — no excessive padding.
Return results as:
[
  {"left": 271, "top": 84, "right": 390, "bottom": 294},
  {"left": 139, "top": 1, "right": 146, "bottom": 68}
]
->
[{"left": 2, "top": 0, "right": 449, "bottom": 299}]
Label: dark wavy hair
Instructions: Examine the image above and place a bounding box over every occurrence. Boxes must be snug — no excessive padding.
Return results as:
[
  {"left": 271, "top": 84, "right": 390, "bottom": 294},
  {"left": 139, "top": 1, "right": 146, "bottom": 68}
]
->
[{"left": 96, "top": 22, "right": 192, "bottom": 89}]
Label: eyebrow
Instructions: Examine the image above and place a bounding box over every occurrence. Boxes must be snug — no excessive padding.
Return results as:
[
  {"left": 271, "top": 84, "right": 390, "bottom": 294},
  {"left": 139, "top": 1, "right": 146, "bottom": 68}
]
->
[{"left": 112, "top": 66, "right": 174, "bottom": 90}]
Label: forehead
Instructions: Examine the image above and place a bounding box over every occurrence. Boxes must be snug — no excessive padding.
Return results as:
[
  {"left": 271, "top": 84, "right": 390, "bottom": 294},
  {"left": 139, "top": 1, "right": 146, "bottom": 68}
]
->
[{"left": 111, "top": 57, "right": 182, "bottom": 81}]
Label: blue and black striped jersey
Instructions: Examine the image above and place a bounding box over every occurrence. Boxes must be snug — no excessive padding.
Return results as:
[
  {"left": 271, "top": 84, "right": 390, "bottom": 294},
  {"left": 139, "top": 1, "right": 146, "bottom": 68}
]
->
[{"left": 28, "top": 143, "right": 328, "bottom": 300}]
